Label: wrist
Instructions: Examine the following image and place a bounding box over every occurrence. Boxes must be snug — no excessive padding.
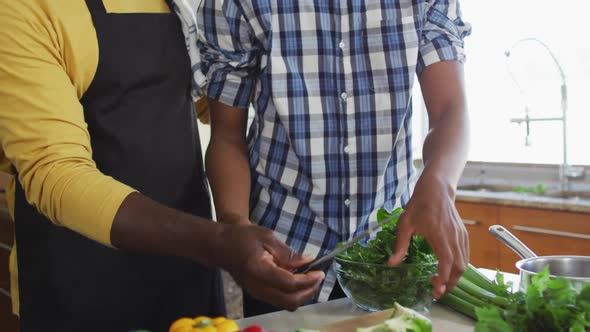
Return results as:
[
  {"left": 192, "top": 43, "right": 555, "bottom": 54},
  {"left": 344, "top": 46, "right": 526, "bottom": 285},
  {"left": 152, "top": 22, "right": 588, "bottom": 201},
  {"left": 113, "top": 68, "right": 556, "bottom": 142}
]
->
[
  {"left": 203, "top": 222, "right": 230, "bottom": 268},
  {"left": 185, "top": 219, "right": 228, "bottom": 268},
  {"left": 216, "top": 211, "right": 250, "bottom": 225},
  {"left": 416, "top": 170, "right": 456, "bottom": 199}
]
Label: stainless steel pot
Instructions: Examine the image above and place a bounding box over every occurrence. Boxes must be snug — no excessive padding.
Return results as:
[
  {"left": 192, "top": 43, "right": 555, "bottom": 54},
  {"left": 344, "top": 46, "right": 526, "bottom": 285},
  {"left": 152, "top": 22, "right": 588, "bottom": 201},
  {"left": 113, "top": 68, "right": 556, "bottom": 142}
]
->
[{"left": 489, "top": 225, "right": 590, "bottom": 292}]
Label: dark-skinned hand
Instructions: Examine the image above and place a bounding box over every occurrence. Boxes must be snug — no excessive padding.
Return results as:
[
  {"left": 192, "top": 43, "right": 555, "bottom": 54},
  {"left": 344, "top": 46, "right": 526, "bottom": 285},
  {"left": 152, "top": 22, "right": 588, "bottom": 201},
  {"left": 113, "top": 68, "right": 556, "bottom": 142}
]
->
[
  {"left": 217, "top": 223, "right": 325, "bottom": 311},
  {"left": 387, "top": 174, "right": 469, "bottom": 299}
]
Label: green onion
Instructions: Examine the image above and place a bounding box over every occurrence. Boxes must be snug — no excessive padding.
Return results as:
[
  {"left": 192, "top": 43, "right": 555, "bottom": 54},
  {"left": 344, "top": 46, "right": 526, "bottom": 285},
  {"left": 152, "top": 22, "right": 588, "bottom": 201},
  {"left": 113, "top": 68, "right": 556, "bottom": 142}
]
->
[
  {"left": 456, "top": 277, "right": 509, "bottom": 308},
  {"left": 448, "top": 286, "right": 490, "bottom": 309},
  {"left": 437, "top": 292, "right": 477, "bottom": 319},
  {"left": 462, "top": 264, "right": 498, "bottom": 294}
]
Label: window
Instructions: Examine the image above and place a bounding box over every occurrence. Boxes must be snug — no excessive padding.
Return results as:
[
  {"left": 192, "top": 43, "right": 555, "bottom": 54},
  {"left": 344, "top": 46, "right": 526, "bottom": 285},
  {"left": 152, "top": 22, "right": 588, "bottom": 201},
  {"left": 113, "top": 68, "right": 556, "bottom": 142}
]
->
[{"left": 413, "top": 0, "right": 590, "bottom": 165}]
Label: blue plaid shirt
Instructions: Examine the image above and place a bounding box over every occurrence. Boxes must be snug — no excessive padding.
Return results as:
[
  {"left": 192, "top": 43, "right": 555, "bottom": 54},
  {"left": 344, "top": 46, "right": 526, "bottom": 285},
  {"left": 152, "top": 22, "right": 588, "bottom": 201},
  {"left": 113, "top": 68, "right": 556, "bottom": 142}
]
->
[{"left": 189, "top": 0, "right": 470, "bottom": 301}]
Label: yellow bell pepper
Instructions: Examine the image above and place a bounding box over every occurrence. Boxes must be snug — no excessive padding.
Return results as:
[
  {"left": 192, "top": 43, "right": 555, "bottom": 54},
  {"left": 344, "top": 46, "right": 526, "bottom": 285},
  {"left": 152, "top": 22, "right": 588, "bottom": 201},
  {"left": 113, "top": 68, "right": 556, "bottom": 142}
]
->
[{"left": 169, "top": 316, "right": 239, "bottom": 332}]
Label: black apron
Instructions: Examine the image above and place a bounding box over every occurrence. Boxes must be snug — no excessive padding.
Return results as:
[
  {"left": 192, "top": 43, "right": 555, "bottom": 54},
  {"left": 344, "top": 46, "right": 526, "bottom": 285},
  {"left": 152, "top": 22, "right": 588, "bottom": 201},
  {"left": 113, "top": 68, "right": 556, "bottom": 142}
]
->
[{"left": 14, "top": 1, "right": 225, "bottom": 331}]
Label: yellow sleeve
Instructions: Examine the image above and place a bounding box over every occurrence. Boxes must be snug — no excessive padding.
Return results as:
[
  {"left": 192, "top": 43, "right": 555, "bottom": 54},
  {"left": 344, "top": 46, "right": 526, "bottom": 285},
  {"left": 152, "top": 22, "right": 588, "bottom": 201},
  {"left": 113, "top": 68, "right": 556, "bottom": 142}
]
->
[{"left": 0, "top": 1, "right": 135, "bottom": 247}]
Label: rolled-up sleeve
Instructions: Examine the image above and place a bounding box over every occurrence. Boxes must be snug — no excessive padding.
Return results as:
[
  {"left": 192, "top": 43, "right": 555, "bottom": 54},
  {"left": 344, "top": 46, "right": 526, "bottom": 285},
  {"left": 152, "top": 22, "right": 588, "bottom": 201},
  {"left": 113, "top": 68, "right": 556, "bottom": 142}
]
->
[
  {"left": 0, "top": 4, "right": 135, "bottom": 247},
  {"left": 198, "top": 0, "right": 262, "bottom": 108},
  {"left": 417, "top": 0, "right": 472, "bottom": 74}
]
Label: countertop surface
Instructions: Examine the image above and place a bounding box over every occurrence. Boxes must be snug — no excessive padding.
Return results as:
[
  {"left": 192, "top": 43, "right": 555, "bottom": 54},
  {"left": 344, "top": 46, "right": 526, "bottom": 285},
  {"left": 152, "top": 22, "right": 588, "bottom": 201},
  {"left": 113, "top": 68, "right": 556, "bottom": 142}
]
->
[
  {"left": 237, "top": 298, "right": 474, "bottom": 332},
  {"left": 456, "top": 189, "right": 590, "bottom": 214},
  {"left": 236, "top": 270, "right": 518, "bottom": 332}
]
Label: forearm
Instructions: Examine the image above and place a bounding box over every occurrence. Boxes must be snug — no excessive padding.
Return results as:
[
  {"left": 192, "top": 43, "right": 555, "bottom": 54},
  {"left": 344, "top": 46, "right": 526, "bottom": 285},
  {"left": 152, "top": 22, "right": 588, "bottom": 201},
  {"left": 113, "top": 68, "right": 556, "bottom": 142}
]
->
[
  {"left": 420, "top": 104, "right": 469, "bottom": 191},
  {"left": 419, "top": 61, "right": 469, "bottom": 194},
  {"left": 111, "top": 192, "right": 224, "bottom": 267},
  {"left": 205, "top": 99, "right": 251, "bottom": 225}
]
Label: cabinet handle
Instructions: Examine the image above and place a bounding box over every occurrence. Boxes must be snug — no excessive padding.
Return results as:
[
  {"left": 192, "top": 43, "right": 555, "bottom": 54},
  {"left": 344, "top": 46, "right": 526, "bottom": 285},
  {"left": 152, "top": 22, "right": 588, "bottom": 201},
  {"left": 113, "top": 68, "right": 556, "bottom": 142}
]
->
[
  {"left": 513, "top": 225, "right": 590, "bottom": 240},
  {"left": 0, "top": 242, "right": 11, "bottom": 252},
  {"left": 462, "top": 219, "right": 480, "bottom": 226},
  {"left": 0, "top": 288, "right": 9, "bottom": 298}
]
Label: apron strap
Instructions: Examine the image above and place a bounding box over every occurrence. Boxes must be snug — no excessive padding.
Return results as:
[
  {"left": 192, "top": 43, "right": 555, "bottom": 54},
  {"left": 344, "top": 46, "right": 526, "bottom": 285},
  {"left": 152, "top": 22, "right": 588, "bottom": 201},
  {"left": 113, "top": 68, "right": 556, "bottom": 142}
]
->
[{"left": 85, "top": 0, "right": 107, "bottom": 15}]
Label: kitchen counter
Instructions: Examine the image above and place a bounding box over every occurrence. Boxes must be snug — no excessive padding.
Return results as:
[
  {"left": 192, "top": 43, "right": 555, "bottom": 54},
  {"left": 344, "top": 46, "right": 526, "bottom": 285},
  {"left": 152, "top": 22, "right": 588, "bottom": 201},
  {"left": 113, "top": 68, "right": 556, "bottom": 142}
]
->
[
  {"left": 451, "top": 161, "right": 590, "bottom": 214},
  {"left": 236, "top": 270, "right": 518, "bottom": 332},
  {"left": 456, "top": 189, "right": 590, "bottom": 214},
  {"left": 237, "top": 298, "right": 474, "bottom": 332}
]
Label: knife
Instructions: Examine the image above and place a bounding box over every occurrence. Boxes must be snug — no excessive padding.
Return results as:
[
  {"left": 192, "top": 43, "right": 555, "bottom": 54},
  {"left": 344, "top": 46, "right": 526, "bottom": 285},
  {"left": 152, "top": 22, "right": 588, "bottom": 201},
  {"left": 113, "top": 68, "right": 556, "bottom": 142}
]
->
[{"left": 292, "top": 209, "right": 403, "bottom": 274}]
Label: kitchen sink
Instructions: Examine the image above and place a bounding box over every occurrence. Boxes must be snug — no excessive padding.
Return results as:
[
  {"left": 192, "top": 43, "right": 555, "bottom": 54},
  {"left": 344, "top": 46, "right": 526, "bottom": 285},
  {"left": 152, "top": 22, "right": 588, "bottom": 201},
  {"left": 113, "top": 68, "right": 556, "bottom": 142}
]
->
[
  {"left": 457, "top": 184, "right": 515, "bottom": 193},
  {"left": 458, "top": 184, "right": 590, "bottom": 201},
  {"left": 543, "top": 190, "right": 590, "bottom": 200}
]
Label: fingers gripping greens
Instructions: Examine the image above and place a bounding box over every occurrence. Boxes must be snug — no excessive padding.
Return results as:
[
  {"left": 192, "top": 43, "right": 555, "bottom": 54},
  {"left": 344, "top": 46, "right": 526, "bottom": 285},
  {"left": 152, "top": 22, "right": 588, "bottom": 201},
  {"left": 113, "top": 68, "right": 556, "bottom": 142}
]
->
[
  {"left": 337, "top": 208, "right": 436, "bottom": 265},
  {"left": 335, "top": 208, "right": 438, "bottom": 310}
]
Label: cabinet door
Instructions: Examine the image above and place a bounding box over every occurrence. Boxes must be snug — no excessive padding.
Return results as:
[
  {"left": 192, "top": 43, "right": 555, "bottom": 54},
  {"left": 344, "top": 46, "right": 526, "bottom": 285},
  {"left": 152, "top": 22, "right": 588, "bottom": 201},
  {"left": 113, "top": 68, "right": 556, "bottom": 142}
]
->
[
  {"left": 499, "top": 206, "right": 590, "bottom": 273},
  {"left": 0, "top": 172, "right": 18, "bottom": 332},
  {"left": 0, "top": 172, "right": 10, "bottom": 191},
  {"left": 0, "top": 195, "right": 13, "bottom": 299},
  {"left": 1, "top": 171, "right": 10, "bottom": 213},
  {"left": 0, "top": 230, "right": 18, "bottom": 331},
  {"left": 456, "top": 202, "right": 500, "bottom": 270}
]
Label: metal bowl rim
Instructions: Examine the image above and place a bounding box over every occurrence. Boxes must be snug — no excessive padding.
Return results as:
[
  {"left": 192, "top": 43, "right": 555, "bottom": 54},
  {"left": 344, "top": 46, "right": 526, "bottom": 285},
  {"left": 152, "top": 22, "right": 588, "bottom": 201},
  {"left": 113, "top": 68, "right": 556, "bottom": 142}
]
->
[{"left": 515, "top": 255, "right": 590, "bottom": 281}]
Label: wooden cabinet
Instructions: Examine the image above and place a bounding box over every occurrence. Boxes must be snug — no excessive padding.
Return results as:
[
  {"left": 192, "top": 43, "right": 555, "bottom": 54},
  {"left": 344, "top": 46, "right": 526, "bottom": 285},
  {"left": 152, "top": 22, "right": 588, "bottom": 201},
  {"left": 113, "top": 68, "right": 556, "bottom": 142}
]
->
[
  {"left": 0, "top": 172, "right": 8, "bottom": 212},
  {"left": 455, "top": 202, "right": 500, "bottom": 270},
  {"left": 498, "top": 207, "right": 590, "bottom": 273},
  {"left": 0, "top": 171, "right": 19, "bottom": 332},
  {"left": 0, "top": 242, "right": 19, "bottom": 332},
  {"left": 456, "top": 201, "right": 590, "bottom": 275}
]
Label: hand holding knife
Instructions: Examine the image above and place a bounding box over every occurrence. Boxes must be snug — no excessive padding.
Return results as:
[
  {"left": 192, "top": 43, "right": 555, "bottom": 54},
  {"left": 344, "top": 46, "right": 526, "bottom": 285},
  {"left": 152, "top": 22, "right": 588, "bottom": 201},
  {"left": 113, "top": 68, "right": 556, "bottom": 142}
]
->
[{"left": 292, "top": 209, "right": 403, "bottom": 274}]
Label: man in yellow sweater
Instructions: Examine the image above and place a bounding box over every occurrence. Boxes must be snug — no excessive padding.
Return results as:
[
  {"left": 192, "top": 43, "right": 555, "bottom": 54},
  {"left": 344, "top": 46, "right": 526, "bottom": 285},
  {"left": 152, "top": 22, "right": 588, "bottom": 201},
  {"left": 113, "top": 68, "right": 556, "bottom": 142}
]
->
[{"left": 0, "top": 1, "right": 324, "bottom": 331}]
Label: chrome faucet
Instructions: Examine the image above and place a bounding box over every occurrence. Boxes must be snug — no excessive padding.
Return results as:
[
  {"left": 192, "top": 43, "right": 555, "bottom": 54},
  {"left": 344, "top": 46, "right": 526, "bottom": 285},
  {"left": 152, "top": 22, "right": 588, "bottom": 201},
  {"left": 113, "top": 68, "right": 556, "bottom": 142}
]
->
[{"left": 505, "top": 38, "right": 585, "bottom": 191}]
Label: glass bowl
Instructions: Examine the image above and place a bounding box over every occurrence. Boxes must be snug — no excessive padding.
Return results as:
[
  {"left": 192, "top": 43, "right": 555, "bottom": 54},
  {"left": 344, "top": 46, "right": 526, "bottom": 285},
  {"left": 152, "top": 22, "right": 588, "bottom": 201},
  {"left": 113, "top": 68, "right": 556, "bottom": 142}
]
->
[{"left": 333, "top": 257, "right": 437, "bottom": 313}]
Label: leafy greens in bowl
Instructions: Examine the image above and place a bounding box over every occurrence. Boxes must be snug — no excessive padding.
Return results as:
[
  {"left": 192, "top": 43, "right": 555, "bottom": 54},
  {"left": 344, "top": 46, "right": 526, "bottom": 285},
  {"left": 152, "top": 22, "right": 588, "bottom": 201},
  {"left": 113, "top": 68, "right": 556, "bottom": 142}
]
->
[{"left": 334, "top": 208, "right": 437, "bottom": 312}]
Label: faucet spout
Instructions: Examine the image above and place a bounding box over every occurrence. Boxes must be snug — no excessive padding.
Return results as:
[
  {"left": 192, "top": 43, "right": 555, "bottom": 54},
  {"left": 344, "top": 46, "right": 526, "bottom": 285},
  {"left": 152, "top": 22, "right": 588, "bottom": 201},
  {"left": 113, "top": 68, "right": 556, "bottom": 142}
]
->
[{"left": 505, "top": 38, "right": 574, "bottom": 191}]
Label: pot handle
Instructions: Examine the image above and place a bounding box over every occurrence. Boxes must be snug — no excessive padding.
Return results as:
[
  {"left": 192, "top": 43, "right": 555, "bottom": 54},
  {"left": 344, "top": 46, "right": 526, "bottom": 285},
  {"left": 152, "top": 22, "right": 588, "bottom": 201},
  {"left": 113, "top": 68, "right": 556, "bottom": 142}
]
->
[{"left": 489, "top": 225, "right": 538, "bottom": 259}]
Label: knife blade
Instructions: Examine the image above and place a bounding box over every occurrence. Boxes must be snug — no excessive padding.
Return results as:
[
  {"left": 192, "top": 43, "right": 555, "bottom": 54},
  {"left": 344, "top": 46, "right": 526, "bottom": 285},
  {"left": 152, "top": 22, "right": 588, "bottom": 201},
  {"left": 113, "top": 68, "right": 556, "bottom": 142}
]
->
[{"left": 292, "top": 209, "right": 403, "bottom": 274}]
